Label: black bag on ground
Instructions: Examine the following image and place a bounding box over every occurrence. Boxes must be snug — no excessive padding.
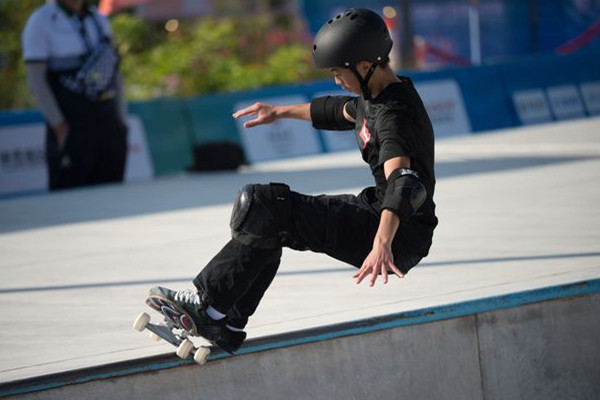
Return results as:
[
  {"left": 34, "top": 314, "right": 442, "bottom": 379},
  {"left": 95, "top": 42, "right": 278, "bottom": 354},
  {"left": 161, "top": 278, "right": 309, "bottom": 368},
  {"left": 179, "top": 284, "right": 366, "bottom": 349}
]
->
[{"left": 190, "top": 142, "right": 245, "bottom": 171}]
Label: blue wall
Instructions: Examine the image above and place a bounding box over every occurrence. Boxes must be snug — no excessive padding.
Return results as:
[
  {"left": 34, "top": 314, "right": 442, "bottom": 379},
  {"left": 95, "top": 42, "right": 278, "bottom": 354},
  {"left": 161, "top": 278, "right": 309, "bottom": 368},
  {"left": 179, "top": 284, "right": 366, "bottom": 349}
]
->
[
  {"left": 301, "top": 0, "right": 600, "bottom": 64},
  {"left": 1, "top": 51, "right": 599, "bottom": 176}
]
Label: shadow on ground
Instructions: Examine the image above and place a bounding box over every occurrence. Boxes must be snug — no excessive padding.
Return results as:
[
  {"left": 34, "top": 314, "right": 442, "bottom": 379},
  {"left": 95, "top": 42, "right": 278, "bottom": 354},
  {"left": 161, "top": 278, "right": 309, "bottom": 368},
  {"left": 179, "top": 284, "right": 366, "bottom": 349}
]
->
[
  {"left": 2, "top": 250, "right": 598, "bottom": 294},
  {"left": 0, "top": 154, "right": 594, "bottom": 233}
]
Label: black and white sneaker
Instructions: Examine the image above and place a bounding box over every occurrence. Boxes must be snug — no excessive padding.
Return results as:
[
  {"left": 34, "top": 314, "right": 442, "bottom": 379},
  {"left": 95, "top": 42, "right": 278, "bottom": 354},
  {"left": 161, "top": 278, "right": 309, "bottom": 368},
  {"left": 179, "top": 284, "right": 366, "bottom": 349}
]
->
[{"left": 146, "top": 286, "right": 225, "bottom": 343}]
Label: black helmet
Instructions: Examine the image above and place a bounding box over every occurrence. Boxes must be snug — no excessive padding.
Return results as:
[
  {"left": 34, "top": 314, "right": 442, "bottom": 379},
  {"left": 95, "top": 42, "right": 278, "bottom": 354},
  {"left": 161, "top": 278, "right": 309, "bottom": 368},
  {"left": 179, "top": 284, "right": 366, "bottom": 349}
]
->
[{"left": 312, "top": 8, "right": 393, "bottom": 69}]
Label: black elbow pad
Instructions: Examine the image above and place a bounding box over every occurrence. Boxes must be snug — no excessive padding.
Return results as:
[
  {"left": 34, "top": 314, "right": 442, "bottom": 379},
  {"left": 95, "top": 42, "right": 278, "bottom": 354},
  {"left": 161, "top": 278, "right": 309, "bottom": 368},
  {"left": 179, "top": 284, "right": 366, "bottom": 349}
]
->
[
  {"left": 381, "top": 168, "right": 427, "bottom": 220},
  {"left": 310, "top": 96, "right": 355, "bottom": 131}
]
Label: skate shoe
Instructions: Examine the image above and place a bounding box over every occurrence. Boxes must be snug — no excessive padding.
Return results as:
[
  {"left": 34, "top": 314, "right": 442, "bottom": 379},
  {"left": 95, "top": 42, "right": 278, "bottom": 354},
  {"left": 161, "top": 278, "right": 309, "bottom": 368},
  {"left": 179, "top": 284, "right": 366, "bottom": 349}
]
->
[
  {"left": 216, "top": 328, "right": 247, "bottom": 354},
  {"left": 146, "top": 286, "right": 225, "bottom": 343}
]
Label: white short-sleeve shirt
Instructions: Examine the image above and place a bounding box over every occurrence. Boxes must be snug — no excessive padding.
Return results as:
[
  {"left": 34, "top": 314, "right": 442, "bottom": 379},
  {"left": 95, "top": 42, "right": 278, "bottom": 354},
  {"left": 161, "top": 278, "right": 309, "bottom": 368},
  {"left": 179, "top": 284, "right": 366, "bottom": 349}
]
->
[{"left": 22, "top": 1, "right": 112, "bottom": 71}]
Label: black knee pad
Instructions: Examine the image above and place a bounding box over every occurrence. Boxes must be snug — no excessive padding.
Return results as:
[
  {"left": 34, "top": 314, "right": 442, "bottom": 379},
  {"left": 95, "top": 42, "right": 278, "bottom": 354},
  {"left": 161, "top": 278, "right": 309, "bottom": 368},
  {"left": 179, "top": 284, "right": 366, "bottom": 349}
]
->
[{"left": 230, "top": 183, "right": 292, "bottom": 248}]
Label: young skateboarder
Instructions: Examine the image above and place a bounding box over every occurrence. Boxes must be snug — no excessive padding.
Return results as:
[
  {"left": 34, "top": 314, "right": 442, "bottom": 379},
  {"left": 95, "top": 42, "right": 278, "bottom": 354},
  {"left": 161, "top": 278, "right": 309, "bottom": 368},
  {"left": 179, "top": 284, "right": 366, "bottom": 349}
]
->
[{"left": 148, "top": 8, "right": 438, "bottom": 353}]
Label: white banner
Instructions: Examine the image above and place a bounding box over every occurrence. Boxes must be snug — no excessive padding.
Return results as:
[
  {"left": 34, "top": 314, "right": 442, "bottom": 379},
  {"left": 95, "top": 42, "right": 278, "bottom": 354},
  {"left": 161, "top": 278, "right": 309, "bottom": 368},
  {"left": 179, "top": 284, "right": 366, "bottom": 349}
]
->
[
  {"left": 124, "top": 115, "right": 154, "bottom": 182},
  {"left": 547, "top": 85, "right": 585, "bottom": 120},
  {"left": 234, "top": 96, "right": 322, "bottom": 163},
  {"left": 415, "top": 79, "right": 472, "bottom": 137},
  {"left": 580, "top": 81, "right": 600, "bottom": 116},
  {"left": 0, "top": 123, "right": 46, "bottom": 196},
  {"left": 512, "top": 89, "right": 553, "bottom": 125},
  {"left": 0, "top": 115, "right": 153, "bottom": 197}
]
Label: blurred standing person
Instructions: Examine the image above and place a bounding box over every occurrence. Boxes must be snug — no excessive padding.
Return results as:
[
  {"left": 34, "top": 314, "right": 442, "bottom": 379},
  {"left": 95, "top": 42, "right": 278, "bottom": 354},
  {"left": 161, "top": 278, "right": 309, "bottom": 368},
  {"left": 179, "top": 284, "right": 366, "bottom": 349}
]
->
[{"left": 22, "top": 0, "right": 128, "bottom": 191}]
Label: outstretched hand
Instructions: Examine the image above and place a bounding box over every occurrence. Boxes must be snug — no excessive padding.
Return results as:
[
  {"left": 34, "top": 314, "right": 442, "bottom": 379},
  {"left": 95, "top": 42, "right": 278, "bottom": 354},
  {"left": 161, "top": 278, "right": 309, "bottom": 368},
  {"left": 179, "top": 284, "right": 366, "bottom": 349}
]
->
[
  {"left": 354, "top": 241, "right": 404, "bottom": 287},
  {"left": 233, "top": 102, "right": 277, "bottom": 128}
]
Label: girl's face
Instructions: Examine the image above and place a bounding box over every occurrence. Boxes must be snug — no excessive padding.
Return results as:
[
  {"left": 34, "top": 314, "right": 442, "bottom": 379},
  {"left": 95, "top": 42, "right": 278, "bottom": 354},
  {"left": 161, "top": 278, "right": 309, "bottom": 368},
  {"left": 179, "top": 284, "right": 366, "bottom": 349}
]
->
[{"left": 330, "top": 67, "right": 361, "bottom": 94}]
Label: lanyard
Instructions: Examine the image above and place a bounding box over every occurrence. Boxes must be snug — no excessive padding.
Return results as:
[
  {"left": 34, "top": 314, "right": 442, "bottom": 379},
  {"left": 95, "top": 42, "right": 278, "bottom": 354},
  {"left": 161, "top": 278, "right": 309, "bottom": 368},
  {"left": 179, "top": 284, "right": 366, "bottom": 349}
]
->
[
  {"left": 71, "top": 16, "right": 93, "bottom": 52},
  {"left": 64, "top": 10, "right": 105, "bottom": 53}
]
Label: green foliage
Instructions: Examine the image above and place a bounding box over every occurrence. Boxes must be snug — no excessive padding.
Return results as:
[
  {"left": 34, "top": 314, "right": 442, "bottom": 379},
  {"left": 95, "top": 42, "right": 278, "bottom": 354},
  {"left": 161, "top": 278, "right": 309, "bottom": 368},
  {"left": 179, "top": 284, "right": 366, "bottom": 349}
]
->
[
  {"left": 114, "top": 14, "right": 324, "bottom": 100},
  {"left": 0, "top": 4, "right": 324, "bottom": 110},
  {"left": 0, "top": 0, "right": 43, "bottom": 110}
]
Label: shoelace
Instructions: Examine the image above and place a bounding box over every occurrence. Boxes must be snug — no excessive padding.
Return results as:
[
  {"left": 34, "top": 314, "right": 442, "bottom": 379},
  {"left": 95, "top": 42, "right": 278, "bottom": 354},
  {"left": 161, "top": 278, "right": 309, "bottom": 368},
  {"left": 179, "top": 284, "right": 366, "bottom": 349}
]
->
[{"left": 174, "top": 289, "right": 201, "bottom": 306}]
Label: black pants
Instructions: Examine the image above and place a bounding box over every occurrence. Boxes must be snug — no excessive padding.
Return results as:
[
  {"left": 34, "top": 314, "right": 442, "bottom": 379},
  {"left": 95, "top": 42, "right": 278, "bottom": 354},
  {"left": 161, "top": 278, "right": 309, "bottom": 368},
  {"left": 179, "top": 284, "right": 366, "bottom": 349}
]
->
[
  {"left": 46, "top": 82, "right": 127, "bottom": 191},
  {"left": 193, "top": 189, "right": 422, "bottom": 329}
]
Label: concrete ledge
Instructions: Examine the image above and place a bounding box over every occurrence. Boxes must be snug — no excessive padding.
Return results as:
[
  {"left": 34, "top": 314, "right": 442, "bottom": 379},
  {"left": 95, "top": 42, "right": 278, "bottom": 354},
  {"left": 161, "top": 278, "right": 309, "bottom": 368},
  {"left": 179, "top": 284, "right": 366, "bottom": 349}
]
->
[{"left": 2, "top": 278, "right": 598, "bottom": 399}]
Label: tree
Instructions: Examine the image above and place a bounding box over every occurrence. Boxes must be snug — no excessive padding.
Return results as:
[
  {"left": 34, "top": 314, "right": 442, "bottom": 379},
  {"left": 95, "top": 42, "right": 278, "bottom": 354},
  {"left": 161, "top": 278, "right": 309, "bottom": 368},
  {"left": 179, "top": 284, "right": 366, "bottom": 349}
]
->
[
  {"left": 0, "top": 2, "right": 324, "bottom": 110},
  {"left": 113, "top": 13, "right": 323, "bottom": 99},
  {"left": 0, "top": 0, "right": 42, "bottom": 110}
]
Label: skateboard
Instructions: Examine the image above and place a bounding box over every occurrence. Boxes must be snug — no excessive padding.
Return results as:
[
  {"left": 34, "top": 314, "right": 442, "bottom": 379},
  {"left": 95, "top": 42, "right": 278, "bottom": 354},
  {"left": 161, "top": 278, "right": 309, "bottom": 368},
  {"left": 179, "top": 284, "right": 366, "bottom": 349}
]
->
[{"left": 133, "top": 295, "right": 211, "bottom": 365}]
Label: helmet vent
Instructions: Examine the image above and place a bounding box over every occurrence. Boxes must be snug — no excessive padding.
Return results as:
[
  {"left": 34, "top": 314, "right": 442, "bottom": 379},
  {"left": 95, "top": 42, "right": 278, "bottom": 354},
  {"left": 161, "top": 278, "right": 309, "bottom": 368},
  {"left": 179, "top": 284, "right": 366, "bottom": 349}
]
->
[
  {"left": 328, "top": 19, "right": 333, "bottom": 24},
  {"left": 350, "top": 14, "right": 358, "bottom": 20}
]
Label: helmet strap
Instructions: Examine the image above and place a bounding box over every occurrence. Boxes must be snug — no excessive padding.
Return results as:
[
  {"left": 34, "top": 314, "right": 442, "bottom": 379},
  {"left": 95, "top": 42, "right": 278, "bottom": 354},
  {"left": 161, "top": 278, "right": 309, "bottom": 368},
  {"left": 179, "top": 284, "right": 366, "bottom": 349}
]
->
[{"left": 351, "top": 63, "right": 379, "bottom": 100}]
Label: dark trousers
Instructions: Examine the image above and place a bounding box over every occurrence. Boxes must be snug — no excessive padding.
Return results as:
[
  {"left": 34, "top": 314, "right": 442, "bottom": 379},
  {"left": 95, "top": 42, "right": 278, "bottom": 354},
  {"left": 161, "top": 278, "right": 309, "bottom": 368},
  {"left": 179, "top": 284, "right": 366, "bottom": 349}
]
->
[
  {"left": 46, "top": 120, "right": 127, "bottom": 191},
  {"left": 193, "top": 190, "right": 422, "bottom": 329},
  {"left": 46, "top": 83, "right": 127, "bottom": 191}
]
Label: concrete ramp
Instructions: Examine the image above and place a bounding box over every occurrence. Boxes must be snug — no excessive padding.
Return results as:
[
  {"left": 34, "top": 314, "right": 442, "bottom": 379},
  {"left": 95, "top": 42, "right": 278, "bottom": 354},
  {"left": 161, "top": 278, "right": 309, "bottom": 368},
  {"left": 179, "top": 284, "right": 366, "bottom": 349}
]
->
[
  {"left": 3, "top": 279, "right": 599, "bottom": 400},
  {"left": 2, "top": 118, "right": 600, "bottom": 399}
]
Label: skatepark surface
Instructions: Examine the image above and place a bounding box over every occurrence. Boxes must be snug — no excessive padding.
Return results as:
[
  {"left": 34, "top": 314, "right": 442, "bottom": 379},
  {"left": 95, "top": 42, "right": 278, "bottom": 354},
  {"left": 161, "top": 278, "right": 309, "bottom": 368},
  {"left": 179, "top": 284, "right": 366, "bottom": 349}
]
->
[{"left": 0, "top": 117, "right": 599, "bottom": 399}]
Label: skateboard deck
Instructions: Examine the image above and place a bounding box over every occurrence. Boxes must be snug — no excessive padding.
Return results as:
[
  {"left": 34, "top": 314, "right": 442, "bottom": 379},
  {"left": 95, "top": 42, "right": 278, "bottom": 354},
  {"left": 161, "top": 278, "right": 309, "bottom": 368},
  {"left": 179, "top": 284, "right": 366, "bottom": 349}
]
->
[{"left": 133, "top": 295, "right": 211, "bottom": 365}]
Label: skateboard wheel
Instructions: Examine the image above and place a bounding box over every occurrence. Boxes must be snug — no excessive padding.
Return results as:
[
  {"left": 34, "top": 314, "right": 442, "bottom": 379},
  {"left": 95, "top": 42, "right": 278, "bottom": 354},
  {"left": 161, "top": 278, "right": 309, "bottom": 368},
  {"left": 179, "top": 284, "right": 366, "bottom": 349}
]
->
[
  {"left": 194, "top": 347, "right": 210, "bottom": 365},
  {"left": 133, "top": 312, "right": 150, "bottom": 332},
  {"left": 176, "top": 338, "right": 194, "bottom": 359}
]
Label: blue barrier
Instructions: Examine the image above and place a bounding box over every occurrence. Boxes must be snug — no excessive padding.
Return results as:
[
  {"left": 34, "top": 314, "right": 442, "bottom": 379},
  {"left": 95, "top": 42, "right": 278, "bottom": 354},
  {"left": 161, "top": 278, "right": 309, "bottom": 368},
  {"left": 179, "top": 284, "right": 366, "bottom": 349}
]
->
[
  {"left": 0, "top": 109, "right": 45, "bottom": 127},
  {"left": 127, "top": 99, "right": 194, "bottom": 175},
  {"left": 1, "top": 50, "right": 599, "bottom": 179},
  {"left": 497, "top": 51, "right": 600, "bottom": 124}
]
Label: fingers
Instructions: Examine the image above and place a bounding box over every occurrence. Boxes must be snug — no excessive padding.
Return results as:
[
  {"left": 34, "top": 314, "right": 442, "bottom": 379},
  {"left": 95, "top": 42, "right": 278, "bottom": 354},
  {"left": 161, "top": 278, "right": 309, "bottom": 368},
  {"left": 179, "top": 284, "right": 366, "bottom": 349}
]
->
[
  {"left": 233, "top": 102, "right": 274, "bottom": 128},
  {"left": 381, "top": 264, "right": 389, "bottom": 284},
  {"left": 354, "top": 261, "right": 404, "bottom": 286},
  {"left": 353, "top": 264, "right": 370, "bottom": 285},
  {"left": 233, "top": 105, "right": 260, "bottom": 128},
  {"left": 388, "top": 262, "right": 405, "bottom": 280},
  {"left": 232, "top": 102, "right": 261, "bottom": 119},
  {"left": 244, "top": 118, "right": 263, "bottom": 128},
  {"left": 352, "top": 268, "right": 365, "bottom": 283},
  {"left": 368, "top": 268, "right": 379, "bottom": 287},
  {"left": 353, "top": 263, "right": 380, "bottom": 286},
  {"left": 233, "top": 105, "right": 261, "bottom": 128},
  {"left": 354, "top": 261, "right": 379, "bottom": 286}
]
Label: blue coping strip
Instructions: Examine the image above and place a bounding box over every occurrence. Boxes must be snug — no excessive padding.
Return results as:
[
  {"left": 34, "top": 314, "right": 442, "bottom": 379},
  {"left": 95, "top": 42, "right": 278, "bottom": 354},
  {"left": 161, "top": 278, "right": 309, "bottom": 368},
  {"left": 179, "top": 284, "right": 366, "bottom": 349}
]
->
[
  {"left": 228, "top": 278, "right": 600, "bottom": 359},
  {"left": 1, "top": 278, "right": 599, "bottom": 397}
]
